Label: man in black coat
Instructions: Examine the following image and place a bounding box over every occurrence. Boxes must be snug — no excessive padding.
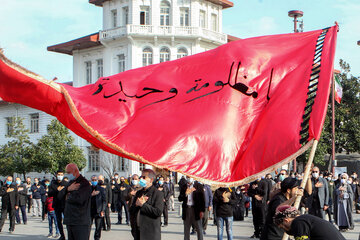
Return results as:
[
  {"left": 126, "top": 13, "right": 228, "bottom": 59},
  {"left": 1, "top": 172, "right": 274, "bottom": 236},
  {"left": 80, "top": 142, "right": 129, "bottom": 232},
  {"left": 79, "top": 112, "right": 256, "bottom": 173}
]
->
[
  {"left": 98, "top": 175, "right": 112, "bottom": 231},
  {"left": 90, "top": 175, "right": 107, "bottom": 240},
  {"left": 48, "top": 170, "right": 68, "bottom": 240},
  {"left": 0, "top": 176, "right": 18, "bottom": 233},
  {"left": 115, "top": 176, "right": 130, "bottom": 225},
  {"left": 179, "top": 178, "right": 205, "bottom": 240},
  {"left": 248, "top": 178, "right": 268, "bottom": 238},
  {"left": 157, "top": 176, "right": 170, "bottom": 226},
  {"left": 15, "top": 177, "right": 27, "bottom": 224},
  {"left": 61, "top": 163, "right": 92, "bottom": 240},
  {"left": 130, "top": 169, "right": 164, "bottom": 240}
]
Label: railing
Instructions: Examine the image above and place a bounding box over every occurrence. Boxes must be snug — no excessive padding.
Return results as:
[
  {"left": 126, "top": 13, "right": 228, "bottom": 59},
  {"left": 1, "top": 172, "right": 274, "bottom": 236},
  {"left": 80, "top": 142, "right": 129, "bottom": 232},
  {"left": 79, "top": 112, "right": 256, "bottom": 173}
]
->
[{"left": 99, "top": 25, "right": 227, "bottom": 44}]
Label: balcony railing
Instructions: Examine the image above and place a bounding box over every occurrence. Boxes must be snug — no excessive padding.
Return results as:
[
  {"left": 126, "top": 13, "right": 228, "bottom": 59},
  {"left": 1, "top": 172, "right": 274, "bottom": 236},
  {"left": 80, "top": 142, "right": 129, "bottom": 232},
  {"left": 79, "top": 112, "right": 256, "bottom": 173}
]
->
[{"left": 99, "top": 25, "right": 227, "bottom": 44}]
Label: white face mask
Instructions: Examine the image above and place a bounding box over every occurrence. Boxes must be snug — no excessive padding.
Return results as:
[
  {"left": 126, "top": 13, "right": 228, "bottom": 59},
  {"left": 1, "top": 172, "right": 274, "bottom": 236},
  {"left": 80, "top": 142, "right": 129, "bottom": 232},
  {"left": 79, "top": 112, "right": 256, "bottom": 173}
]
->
[
  {"left": 57, "top": 175, "right": 64, "bottom": 181},
  {"left": 236, "top": 190, "right": 241, "bottom": 194},
  {"left": 312, "top": 172, "right": 319, "bottom": 179},
  {"left": 347, "top": 180, "right": 352, "bottom": 184}
]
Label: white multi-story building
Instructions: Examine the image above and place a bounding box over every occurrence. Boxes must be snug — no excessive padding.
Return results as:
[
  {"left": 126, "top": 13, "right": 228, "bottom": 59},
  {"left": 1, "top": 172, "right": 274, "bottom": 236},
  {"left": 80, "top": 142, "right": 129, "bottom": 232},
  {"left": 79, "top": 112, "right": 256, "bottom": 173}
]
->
[{"left": 1, "top": 0, "right": 235, "bottom": 180}]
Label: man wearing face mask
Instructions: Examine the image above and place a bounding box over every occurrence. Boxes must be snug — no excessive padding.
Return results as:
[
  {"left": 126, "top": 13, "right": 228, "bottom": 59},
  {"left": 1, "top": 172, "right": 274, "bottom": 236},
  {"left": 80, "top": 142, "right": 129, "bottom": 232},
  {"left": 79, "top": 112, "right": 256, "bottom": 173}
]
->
[
  {"left": 62, "top": 163, "right": 92, "bottom": 240},
  {"left": 98, "top": 175, "right": 112, "bottom": 232},
  {"left": 179, "top": 177, "right": 205, "bottom": 240},
  {"left": 0, "top": 176, "right": 18, "bottom": 233},
  {"left": 157, "top": 176, "right": 170, "bottom": 227},
  {"left": 308, "top": 166, "right": 329, "bottom": 219},
  {"left": 25, "top": 177, "right": 32, "bottom": 214},
  {"left": 130, "top": 169, "right": 164, "bottom": 240},
  {"left": 48, "top": 170, "right": 68, "bottom": 240},
  {"left": 128, "top": 174, "right": 142, "bottom": 238},
  {"left": 15, "top": 177, "right": 27, "bottom": 225},
  {"left": 110, "top": 176, "right": 117, "bottom": 212},
  {"left": 90, "top": 175, "right": 106, "bottom": 240},
  {"left": 31, "top": 177, "right": 45, "bottom": 217},
  {"left": 115, "top": 176, "right": 130, "bottom": 225}
]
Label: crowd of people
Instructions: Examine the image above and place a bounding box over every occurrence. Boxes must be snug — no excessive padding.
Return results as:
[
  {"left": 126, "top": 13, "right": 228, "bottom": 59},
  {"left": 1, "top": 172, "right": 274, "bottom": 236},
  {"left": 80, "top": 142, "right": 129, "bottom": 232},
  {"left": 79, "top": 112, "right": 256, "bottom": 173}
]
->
[{"left": 0, "top": 164, "right": 359, "bottom": 240}]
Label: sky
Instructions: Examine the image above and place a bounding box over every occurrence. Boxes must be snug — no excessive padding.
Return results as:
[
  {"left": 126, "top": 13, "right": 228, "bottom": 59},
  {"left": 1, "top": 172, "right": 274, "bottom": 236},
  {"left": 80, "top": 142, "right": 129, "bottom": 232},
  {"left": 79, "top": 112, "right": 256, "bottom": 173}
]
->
[{"left": 0, "top": 0, "right": 359, "bottom": 83}]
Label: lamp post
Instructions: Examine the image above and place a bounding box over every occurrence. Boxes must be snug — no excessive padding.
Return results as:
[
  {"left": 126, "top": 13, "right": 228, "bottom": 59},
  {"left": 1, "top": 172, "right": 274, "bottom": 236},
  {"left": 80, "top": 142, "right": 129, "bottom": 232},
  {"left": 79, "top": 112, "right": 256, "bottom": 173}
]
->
[{"left": 288, "top": 10, "right": 304, "bottom": 33}]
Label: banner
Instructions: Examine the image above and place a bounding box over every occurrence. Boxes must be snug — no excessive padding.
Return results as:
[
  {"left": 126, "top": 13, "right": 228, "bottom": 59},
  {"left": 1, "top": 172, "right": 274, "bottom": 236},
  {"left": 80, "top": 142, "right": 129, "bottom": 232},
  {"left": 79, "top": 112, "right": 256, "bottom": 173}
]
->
[
  {"left": 0, "top": 25, "right": 338, "bottom": 186},
  {"left": 334, "top": 74, "right": 343, "bottom": 103}
]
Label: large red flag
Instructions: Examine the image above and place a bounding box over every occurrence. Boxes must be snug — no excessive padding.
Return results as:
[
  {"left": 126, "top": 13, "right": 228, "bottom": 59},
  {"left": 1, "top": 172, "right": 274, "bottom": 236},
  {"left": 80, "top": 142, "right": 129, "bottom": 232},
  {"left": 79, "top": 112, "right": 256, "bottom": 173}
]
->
[{"left": 0, "top": 25, "right": 337, "bottom": 186}]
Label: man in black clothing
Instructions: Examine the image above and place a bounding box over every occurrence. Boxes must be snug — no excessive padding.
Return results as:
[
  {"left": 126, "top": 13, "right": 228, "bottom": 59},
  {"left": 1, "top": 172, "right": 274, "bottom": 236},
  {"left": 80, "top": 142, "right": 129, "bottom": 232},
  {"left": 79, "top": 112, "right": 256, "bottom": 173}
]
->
[
  {"left": 261, "top": 177, "right": 304, "bottom": 240},
  {"left": 157, "top": 176, "right": 170, "bottom": 227},
  {"left": 115, "top": 176, "right": 130, "bottom": 225},
  {"left": 274, "top": 205, "right": 346, "bottom": 240},
  {"left": 130, "top": 169, "right": 164, "bottom": 240},
  {"left": 90, "top": 175, "right": 107, "bottom": 240},
  {"left": 213, "top": 187, "right": 236, "bottom": 240},
  {"left": 0, "top": 176, "right": 18, "bottom": 233},
  {"left": 62, "top": 163, "right": 92, "bottom": 240},
  {"left": 15, "top": 177, "right": 27, "bottom": 225},
  {"left": 98, "top": 175, "right": 112, "bottom": 231},
  {"left": 179, "top": 178, "right": 205, "bottom": 240},
  {"left": 48, "top": 170, "right": 68, "bottom": 240},
  {"left": 248, "top": 178, "right": 268, "bottom": 238}
]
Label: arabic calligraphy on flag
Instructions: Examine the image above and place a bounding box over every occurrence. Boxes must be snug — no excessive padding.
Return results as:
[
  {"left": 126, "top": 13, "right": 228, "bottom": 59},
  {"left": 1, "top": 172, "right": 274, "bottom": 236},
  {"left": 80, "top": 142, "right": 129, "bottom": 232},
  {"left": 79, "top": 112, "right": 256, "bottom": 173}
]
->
[{"left": 0, "top": 25, "right": 338, "bottom": 185}]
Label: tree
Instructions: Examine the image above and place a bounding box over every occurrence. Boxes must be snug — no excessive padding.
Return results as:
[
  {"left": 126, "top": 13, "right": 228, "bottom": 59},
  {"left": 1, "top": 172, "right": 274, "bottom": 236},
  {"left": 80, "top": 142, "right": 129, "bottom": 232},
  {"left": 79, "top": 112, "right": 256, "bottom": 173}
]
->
[
  {"left": 101, "top": 152, "right": 120, "bottom": 179},
  {"left": 33, "top": 119, "right": 86, "bottom": 175},
  {"left": 0, "top": 116, "right": 35, "bottom": 179},
  {"left": 298, "top": 60, "right": 360, "bottom": 167}
]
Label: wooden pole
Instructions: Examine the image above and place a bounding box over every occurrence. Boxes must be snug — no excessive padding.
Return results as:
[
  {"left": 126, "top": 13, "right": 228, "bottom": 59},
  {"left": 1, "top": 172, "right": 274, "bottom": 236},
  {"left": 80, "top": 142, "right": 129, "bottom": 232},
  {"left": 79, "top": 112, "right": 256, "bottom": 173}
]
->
[
  {"left": 331, "top": 74, "right": 336, "bottom": 176},
  {"left": 282, "top": 140, "right": 319, "bottom": 240}
]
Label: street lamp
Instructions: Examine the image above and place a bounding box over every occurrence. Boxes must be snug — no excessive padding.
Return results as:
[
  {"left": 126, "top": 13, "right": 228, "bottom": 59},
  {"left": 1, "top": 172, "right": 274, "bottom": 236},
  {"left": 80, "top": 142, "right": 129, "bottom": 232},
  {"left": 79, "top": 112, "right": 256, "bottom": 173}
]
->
[{"left": 288, "top": 10, "right": 304, "bottom": 33}]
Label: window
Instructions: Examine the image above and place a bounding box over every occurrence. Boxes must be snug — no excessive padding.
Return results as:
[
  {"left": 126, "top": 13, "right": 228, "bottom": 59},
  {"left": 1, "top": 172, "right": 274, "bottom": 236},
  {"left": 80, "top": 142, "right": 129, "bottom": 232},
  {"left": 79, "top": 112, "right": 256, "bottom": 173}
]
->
[
  {"left": 160, "top": 47, "right": 170, "bottom": 63},
  {"left": 111, "top": 9, "right": 117, "bottom": 28},
  {"left": 118, "top": 157, "right": 127, "bottom": 171},
  {"left": 5, "top": 117, "right": 14, "bottom": 136},
  {"left": 160, "top": 1, "right": 170, "bottom": 26},
  {"left": 30, "top": 113, "right": 39, "bottom": 133},
  {"left": 177, "top": 48, "right": 188, "bottom": 59},
  {"left": 139, "top": 163, "right": 146, "bottom": 171},
  {"left": 88, "top": 148, "right": 100, "bottom": 172},
  {"left": 180, "top": 8, "right": 189, "bottom": 26},
  {"left": 85, "top": 61, "right": 92, "bottom": 84},
  {"left": 123, "top": 7, "right": 129, "bottom": 25},
  {"left": 211, "top": 14, "right": 218, "bottom": 31},
  {"left": 142, "top": 47, "right": 153, "bottom": 66},
  {"left": 96, "top": 59, "right": 103, "bottom": 79},
  {"left": 140, "top": 6, "right": 150, "bottom": 25},
  {"left": 199, "top": 10, "right": 206, "bottom": 28},
  {"left": 118, "top": 54, "right": 125, "bottom": 72}
]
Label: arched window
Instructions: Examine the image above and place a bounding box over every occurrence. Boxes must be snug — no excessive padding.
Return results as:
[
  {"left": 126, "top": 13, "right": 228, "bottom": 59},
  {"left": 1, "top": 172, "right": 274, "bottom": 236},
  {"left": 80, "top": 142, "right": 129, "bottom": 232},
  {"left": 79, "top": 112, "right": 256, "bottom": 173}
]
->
[
  {"left": 160, "top": 1, "right": 170, "bottom": 26},
  {"left": 177, "top": 48, "right": 188, "bottom": 59},
  {"left": 160, "top": 47, "right": 170, "bottom": 63},
  {"left": 142, "top": 47, "right": 153, "bottom": 66}
]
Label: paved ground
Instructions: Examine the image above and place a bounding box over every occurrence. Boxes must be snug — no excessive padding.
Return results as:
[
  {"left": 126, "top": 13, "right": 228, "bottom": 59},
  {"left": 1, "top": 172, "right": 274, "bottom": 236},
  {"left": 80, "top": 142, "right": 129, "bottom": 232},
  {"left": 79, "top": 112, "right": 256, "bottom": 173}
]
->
[{"left": 1, "top": 201, "right": 360, "bottom": 240}]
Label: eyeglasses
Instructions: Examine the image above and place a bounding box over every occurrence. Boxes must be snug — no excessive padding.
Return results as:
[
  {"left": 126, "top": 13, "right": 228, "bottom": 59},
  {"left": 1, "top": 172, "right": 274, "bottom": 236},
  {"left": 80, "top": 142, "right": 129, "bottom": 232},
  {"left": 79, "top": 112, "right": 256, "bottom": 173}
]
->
[
  {"left": 312, "top": 171, "right": 319, "bottom": 173},
  {"left": 341, "top": 177, "right": 347, "bottom": 179}
]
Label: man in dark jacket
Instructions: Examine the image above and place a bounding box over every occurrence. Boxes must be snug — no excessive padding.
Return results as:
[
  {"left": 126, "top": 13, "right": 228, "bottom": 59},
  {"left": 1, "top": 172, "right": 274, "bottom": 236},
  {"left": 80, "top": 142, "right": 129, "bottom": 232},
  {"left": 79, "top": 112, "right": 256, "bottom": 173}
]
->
[
  {"left": 308, "top": 166, "right": 329, "bottom": 219},
  {"left": 248, "top": 178, "right": 268, "bottom": 238},
  {"left": 62, "top": 163, "right": 92, "bottom": 240},
  {"left": 115, "top": 176, "right": 130, "bottom": 225},
  {"left": 130, "top": 169, "right": 164, "bottom": 240},
  {"left": 179, "top": 178, "right": 205, "bottom": 240},
  {"left": 157, "top": 176, "right": 170, "bottom": 227},
  {"left": 15, "top": 177, "right": 27, "bottom": 224},
  {"left": 165, "top": 176, "right": 175, "bottom": 211},
  {"left": 48, "top": 170, "right": 68, "bottom": 240},
  {"left": 203, "top": 183, "right": 213, "bottom": 234},
  {"left": 0, "top": 176, "right": 18, "bottom": 233},
  {"left": 31, "top": 177, "right": 45, "bottom": 217},
  {"left": 213, "top": 187, "right": 236, "bottom": 240},
  {"left": 98, "top": 175, "right": 112, "bottom": 231},
  {"left": 90, "top": 175, "right": 107, "bottom": 240}
]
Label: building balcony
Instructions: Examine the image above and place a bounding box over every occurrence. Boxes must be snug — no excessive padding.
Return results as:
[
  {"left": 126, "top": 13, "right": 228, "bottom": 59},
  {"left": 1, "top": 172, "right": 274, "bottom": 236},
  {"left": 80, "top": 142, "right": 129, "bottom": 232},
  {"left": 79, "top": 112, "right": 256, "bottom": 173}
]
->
[{"left": 99, "top": 25, "right": 228, "bottom": 44}]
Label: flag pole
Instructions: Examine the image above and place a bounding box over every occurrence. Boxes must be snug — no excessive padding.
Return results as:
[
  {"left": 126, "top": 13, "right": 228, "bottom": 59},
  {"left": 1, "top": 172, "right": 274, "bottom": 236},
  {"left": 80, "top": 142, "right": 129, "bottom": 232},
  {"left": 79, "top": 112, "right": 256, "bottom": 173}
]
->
[
  {"left": 282, "top": 139, "right": 319, "bottom": 240},
  {"left": 331, "top": 73, "right": 336, "bottom": 176}
]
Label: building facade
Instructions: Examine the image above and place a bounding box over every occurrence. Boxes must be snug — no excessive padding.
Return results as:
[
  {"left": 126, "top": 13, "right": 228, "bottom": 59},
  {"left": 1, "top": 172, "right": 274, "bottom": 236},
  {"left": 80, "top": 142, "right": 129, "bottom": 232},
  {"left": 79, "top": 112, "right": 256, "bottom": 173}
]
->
[{"left": 1, "top": 0, "right": 234, "bottom": 180}]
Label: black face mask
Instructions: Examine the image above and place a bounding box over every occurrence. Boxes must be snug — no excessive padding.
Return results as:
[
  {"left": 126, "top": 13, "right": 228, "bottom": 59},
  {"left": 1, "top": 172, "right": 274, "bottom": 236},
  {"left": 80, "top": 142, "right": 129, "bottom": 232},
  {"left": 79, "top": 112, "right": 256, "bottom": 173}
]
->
[{"left": 98, "top": 180, "right": 104, "bottom": 185}]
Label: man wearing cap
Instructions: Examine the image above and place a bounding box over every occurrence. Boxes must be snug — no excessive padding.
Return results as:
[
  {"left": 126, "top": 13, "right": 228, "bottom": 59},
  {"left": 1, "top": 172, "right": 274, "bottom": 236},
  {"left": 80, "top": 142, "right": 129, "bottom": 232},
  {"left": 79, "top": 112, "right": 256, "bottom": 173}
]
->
[
  {"left": 274, "top": 205, "right": 345, "bottom": 240},
  {"left": 260, "top": 177, "right": 306, "bottom": 240}
]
